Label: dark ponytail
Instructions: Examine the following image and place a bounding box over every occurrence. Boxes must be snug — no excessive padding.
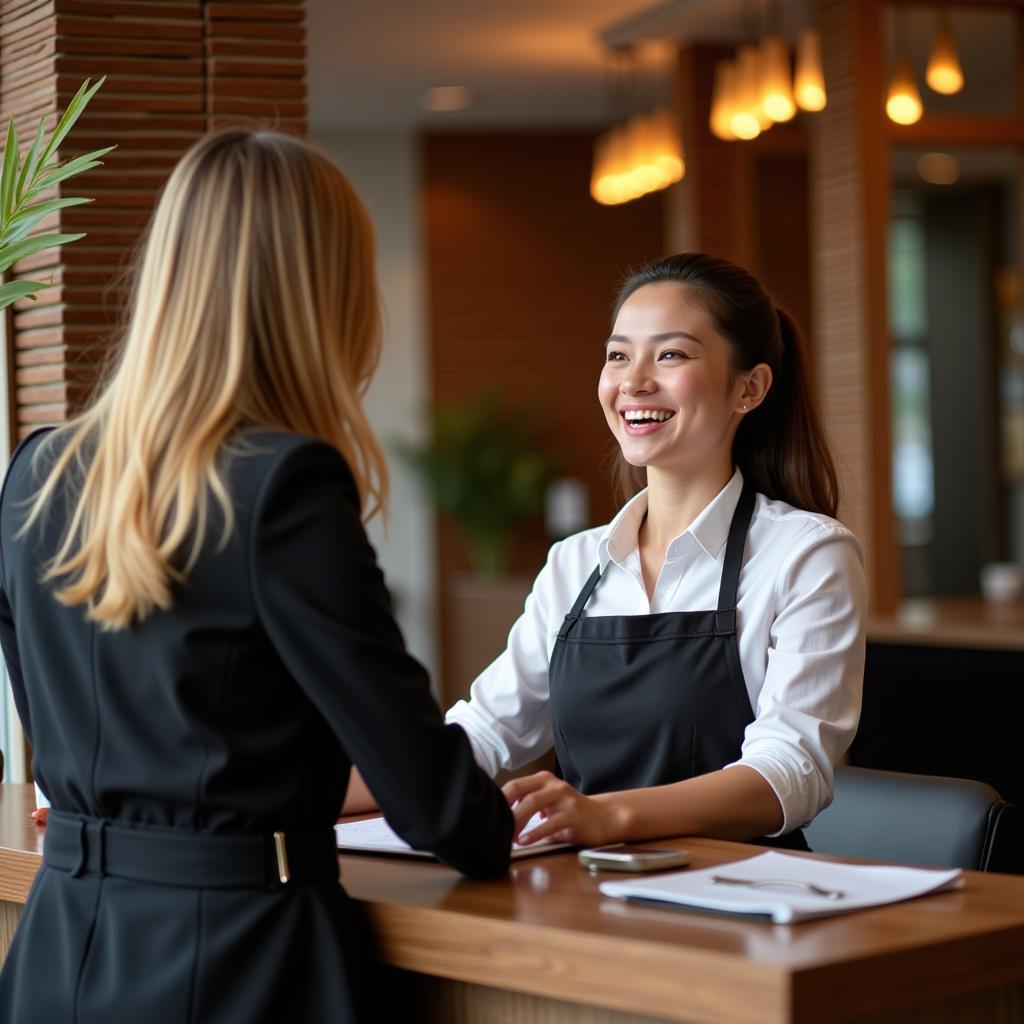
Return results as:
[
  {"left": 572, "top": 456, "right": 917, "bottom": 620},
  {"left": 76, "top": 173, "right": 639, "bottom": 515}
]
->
[{"left": 610, "top": 253, "right": 839, "bottom": 517}]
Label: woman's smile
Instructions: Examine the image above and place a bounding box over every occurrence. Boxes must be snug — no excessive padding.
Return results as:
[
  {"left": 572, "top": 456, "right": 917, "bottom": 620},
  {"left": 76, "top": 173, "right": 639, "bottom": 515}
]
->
[{"left": 620, "top": 406, "right": 677, "bottom": 434}]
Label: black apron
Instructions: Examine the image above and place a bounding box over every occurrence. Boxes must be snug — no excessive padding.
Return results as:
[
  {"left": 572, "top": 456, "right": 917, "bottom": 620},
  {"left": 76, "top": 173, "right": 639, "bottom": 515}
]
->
[{"left": 548, "top": 482, "right": 808, "bottom": 850}]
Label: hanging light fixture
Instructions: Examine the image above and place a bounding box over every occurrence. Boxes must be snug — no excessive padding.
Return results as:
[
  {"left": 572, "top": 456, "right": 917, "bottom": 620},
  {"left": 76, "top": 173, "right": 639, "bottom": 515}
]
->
[
  {"left": 759, "top": 35, "right": 796, "bottom": 122},
  {"left": 886, "top": 51, "right": 923, "bottom": 124},
  {"left": 794, "top": 27, "right": 827, "bottom": 111},
  {"left": 926, "top": 11, "right": 964, "bottom": 95},
  {"left": 731, "top": 44, "right": 763, "bottom": 139},
  {"left": 590, "top": 45, "right": 684, "bottom": 206},
  {"left": 709, "top": 59, "right": 737, "bottom": 140},
  {"left": 650, "top": 106, "right": 685, "bottom": 185}
]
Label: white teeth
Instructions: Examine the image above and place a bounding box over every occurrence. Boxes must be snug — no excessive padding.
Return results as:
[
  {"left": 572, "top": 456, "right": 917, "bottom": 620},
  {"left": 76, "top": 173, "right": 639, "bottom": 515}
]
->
[{"left": 623, "top": 409, "right": 673, "bottom": 423}]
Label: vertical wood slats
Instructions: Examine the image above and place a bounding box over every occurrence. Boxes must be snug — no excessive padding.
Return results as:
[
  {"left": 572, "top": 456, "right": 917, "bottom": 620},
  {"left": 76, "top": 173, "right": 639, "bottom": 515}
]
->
[
  {"left": 1, "top": 0, "right": 307, "bottom": 437},
  {"left": 810, "top": 0, "right": 899, "bottom": 612}
]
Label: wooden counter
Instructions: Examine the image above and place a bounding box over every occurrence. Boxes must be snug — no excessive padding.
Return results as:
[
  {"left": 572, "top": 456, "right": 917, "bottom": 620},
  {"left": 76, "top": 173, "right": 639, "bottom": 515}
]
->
[
  {"left": 867, "top": 595, "right": 1024, "bottom": 651},
  {"left": 3, "top": 784, "right": 1024, "bottom": 1024}
]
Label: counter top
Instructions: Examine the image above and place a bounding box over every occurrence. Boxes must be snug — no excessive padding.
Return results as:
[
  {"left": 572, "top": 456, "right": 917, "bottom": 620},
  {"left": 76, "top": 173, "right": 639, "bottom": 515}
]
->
[
  {"left": 4, "top": 784, "right": 1024, "bottom": 1024},
  {"left": 867, "top": 595, "right": 1024, "bottom": 651}
]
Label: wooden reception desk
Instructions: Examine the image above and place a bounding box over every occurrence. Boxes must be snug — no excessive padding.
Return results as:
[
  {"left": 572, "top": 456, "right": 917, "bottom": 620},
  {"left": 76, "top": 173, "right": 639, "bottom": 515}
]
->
[{"left": 3, "top": 783, "right": 1024, "bottom": 1024}]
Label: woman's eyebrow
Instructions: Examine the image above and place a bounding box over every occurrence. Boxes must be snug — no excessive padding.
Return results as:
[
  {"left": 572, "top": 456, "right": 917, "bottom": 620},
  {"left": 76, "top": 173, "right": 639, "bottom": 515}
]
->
[{"left": 606, "top": 331, "right": 703, "bottom": 345}]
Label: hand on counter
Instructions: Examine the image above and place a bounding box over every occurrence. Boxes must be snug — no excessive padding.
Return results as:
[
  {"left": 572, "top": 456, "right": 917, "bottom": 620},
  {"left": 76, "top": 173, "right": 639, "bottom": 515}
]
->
[
  {"left": 503, "top": 771, "right": 621, "bottom": 847},
  {"left": 28, "top": 807, "right": 48, "bottom": 826}
]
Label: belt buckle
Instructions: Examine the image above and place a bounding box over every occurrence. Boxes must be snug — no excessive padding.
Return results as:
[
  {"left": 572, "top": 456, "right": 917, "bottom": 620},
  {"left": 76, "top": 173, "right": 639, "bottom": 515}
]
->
[{"left": 273, "top": 831, "right": 290, "bottom": 884}]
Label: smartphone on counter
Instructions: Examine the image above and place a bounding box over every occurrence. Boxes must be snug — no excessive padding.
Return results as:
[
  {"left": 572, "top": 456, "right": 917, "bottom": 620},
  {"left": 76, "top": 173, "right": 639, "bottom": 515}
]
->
[{"left": 578, "top": 843, "right": 690, "bottom": 873}]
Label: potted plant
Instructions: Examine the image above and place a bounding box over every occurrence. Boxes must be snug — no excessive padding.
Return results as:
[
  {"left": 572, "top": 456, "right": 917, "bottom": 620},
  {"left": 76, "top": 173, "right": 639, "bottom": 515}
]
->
[
  {"left": 0, "top": 78, "right": 112, "bottom": 311},
  {"left": 396, "top": 391, "right": 554, "bottom": 704},
  {"left": 396, "top": 390, "right": 553, "bottom": 577}
]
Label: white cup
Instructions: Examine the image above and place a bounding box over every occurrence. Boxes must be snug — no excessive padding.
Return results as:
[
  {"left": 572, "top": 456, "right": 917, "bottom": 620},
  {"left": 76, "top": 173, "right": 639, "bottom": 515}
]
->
[{"left": 979, "top": 562, "right": 1024, "bottom": 604}]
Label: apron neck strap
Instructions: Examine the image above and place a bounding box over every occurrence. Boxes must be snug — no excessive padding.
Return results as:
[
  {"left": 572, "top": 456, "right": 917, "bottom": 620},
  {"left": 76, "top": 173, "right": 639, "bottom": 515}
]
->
[{"left": 717, "top": 482, "right": 756, "bottom": 612}]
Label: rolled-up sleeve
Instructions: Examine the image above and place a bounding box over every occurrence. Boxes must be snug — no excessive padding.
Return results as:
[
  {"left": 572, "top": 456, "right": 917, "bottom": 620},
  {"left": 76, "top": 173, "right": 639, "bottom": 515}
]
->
[{"left": 728, "top": 525, "right": 866, "bottom": 835}]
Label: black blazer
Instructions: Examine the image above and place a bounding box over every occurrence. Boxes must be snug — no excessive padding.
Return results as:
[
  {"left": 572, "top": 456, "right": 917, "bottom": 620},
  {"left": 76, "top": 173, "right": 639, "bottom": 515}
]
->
[{"left": 0, "top": 428, "right": 512, "bottom": 1024}]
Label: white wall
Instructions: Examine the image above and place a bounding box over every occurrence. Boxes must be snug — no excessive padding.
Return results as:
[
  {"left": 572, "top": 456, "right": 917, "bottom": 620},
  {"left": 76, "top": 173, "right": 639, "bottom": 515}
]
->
[{"left": 314, "top": 133, "right": 439, "bottom": 685}]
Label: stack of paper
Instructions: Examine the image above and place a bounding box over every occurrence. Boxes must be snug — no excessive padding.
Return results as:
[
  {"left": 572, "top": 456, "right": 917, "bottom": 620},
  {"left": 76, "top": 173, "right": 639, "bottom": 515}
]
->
[
  {"left": 335, "top": 814, "right": 570, "bottom": 861},
  {"left": 599, "top": 851, "right": 963, "bottom": 923}
]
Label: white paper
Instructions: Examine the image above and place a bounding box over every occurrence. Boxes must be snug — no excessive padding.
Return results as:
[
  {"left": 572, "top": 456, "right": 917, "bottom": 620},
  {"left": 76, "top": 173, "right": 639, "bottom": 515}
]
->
[
  {"left": 599, "top": 850, "right": 963, "bottom": 924},
  {"left": 335, "top": 813, "right": 570, "bottom": 861}
]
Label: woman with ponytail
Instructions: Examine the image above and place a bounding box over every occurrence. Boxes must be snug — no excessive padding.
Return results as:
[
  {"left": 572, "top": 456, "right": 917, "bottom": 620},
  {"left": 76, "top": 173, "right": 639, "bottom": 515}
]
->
[
  {"left": 0, "top": 129, "right": 512, "bottom": 1024},
  {"left": 440, "top": 252, "right": 866, "bottom": 850}
]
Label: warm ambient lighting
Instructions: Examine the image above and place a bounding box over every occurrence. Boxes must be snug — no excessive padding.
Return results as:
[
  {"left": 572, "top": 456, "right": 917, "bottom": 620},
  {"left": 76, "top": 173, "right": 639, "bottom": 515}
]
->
[
  {"left": 926, "top": 13, "right": 964, "bottom": 95},
  {"left": 709, "top": 60, "right": 736, "bottom": 140},
  {"left": 886, "top": 52, "right": 923, "bottom": 125},
  {"left": 591, "top": 107, "right": 684, "bottom": 206},
  {"left": 917, "top": 151, "right": 959, "bottom": 185},
  {"left": 419, "top": 85, "right": 474, "bottom": 112},
  {"left": 759, "top": 36, "right": 796, "bottom": 122},
  {"left": 730, "top": 45, "right": 762, "bottom": 140},
  {"left": 794, "top": 28, "right": 827, "bottom": 112}
]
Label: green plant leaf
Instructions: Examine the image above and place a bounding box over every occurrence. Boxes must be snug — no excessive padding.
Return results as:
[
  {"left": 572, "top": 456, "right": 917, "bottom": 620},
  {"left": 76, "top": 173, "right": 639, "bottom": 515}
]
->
[
  {"left": 0, "top": 196, "right": 91, "bottom": 248},
  {"left": 0, "top": 230, "right": 85, "bottom": 275},
  {"left": 1, "top": 118, "right": 18, "bottom": 222},
  {"left": 32, "top": 147, "right": 113, "bottom": 194},
  {"left": 40, "top": 77, "right": 105, "bottom": 167},
  {"left": 0, "top": 278, "right": 47, "bottom": 311},
  {"left": 15, "top": 115, "right": 46, "bottom": 205}
]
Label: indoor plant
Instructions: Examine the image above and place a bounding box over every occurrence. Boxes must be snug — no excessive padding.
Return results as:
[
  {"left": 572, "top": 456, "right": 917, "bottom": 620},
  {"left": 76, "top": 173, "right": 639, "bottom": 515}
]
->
[{"left": 0, "top": 78, "right": 112, "bottom": 310}]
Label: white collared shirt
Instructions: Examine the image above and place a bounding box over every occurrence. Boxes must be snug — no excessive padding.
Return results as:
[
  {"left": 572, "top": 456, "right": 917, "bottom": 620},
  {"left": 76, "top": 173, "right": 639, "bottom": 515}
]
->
[{"left": 446, "top": 469, "right": 866, "bottom": 835}]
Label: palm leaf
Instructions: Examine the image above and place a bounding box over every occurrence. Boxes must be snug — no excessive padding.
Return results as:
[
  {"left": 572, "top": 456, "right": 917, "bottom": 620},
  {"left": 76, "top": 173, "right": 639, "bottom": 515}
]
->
[
  {"left": 15, "top": 116, "right": 46, "bottom": 205},
  {"left": 32, "top": 147, "right": 113, "bottom": 194},
  {"left": 39, "top": 77, "right": 105, "bottom": 167},
  {"left": 0, "top": 231, "right": 85, "bottom": 275},
  {"left": 0, "top": 278, "right": 48, "bottom": 311},
  {"left": 0, "top": 196, "right": 91, "bottom": 248},
  {"left": 1, "top": 119, "right": 18, "bottom": 222}
]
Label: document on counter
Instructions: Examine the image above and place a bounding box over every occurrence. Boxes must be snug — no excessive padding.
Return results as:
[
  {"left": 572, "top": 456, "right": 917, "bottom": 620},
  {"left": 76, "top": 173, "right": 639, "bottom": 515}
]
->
[
  {"left": 599, "top": 850, "right": 963, "bottom": 924},
  {"left": 335, "top": 814, "right": 572, "bottom": 861}
]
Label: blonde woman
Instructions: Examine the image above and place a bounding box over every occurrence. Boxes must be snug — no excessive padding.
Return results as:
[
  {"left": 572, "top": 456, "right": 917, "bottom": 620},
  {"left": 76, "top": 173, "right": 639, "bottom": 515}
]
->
[{"left": 0, "top": 129, "right": 512, "bottom": 1024}]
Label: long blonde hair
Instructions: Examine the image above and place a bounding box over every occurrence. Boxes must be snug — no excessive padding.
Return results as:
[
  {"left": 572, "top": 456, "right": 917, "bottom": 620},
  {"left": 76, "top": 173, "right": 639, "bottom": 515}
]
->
[{"left": 24, "top": 128, "right": 388, "bottom": 630}]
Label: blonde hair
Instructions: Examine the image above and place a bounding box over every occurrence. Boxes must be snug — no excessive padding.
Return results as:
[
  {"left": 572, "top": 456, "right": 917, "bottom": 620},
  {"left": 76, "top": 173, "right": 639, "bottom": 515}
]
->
[{"left": 24, "top": 128, "right": 388, "bottom": 630}]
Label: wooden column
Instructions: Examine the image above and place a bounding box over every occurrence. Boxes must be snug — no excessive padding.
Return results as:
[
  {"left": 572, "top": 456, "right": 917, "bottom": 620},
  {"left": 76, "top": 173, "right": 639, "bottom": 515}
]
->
[
  {"left": 0, "top": 0, "right": 307, "bottom": 438},
  {"left": 810, "top": 0, "right": 898, "bottom": 612}
]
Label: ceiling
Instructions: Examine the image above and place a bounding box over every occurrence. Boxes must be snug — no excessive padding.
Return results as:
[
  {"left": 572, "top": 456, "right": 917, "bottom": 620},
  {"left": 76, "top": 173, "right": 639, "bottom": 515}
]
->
[
  {"left": 307, "top": 1, "right": 1018, "bottom": 135},
  {"left": 306, "top": 0, "right": 770, "bottom": 134}
]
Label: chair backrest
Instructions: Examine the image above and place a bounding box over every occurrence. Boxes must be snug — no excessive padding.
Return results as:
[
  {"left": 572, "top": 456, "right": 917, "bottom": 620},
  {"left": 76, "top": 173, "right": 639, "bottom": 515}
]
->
[{"left": 804, "top": 766, "right": 1022, "bottom": 873}]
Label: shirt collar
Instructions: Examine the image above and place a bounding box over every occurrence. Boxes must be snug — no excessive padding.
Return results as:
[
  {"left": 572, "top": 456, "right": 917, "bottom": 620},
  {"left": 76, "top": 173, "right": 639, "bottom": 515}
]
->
[{"left": 597, "top": 468, "right": 745, "bottom": 571}]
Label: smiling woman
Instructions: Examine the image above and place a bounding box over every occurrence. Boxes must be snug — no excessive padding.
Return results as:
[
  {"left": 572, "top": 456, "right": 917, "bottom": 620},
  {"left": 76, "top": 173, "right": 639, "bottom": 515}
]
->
[{"left": 439, "top": 251, "right": 866, "bottom": 853}]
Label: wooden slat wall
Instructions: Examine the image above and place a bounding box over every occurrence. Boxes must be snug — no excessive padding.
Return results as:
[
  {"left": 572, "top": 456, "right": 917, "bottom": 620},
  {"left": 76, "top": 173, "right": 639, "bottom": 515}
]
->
[
  {"left": 0, "top": 0, "right": 306, "bottom": 437},
  {"left": 810, "top": 0, "right": 898, "bottom": 612},
  {"left": 423, "top": 133, "right": 665, "bottom": 686}
]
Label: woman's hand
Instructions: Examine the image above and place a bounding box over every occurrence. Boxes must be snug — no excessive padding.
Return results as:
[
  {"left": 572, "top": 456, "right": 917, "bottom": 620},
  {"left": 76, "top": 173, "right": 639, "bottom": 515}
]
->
[
  {"left": 28, "top": 807, "right": 48, "bottom": 826},
  {"left": 502, "top": 771, "right": 622, "bottom": 847}
]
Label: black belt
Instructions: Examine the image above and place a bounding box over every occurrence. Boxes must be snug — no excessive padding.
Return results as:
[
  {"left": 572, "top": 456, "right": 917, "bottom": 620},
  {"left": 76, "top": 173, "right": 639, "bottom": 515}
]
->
[{"left": 44, "top": 810, "right": 340, "bottom": 890}]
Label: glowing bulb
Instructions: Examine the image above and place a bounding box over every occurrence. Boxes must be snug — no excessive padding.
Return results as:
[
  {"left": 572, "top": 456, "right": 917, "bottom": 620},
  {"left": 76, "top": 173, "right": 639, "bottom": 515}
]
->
[
  {"left": 886, "top": 52, "right": 922, "bottom": 125},
  {"left": 795, "top": 28, "right": 826, "bottom": 112},
  {"left": 731, "top": 45, "right": 762, "bottom": 140},
  {"left": 709, "top": 60, "right": 736, "bottom": 140},
  {"left": 759, "top": 36, "right": 796, "bottom": 123},
  {"left": 926, "top": 16, "right": 963, "bottom": 95},
  {"left": 650, "top": 107, "right": 684, "bottom": 185}
]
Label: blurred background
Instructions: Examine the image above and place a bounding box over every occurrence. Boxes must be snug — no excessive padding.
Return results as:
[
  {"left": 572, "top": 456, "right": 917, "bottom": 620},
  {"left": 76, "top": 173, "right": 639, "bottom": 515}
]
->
[{"left": 2, "top": 0, "right": 1023, "bottom": 802}]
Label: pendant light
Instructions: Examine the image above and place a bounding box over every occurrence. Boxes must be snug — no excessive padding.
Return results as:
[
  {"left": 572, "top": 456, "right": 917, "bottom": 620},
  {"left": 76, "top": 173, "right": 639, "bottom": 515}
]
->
[
  {"left": 709, "top": 60, "right": 737, "bottom": 140},
  {"left": 926, "top": 11, "right": 964, "bottom": 95},
  {"left": 650, "top": 107, "right": 685, "bottom": 185},
  {"left": 886, "top": 10, "right": 922, "bottom": 125},
  {"left": 759, "top": 35, "right": 796, "bottom": 122},
  {"left": 731, "top": 44, "right": 763, "bottom": 140},
  {"left": 794, "top": 27, "right": 827, "bottom": 111},
  {"left": 886, "top": 52, "right": 923, "bottom": 124}
]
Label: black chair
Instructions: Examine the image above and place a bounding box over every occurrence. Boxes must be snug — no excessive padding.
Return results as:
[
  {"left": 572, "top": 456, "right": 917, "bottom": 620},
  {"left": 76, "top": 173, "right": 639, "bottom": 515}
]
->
[{"left": 804, "top": 766, "right": 1022, "bottom": 873}]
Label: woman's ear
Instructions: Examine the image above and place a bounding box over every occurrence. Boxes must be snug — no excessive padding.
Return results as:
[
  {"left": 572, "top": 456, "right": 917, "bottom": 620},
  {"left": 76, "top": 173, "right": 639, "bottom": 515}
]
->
[{"left": 735, "top": 364, "right": 773, "bottom": 414}]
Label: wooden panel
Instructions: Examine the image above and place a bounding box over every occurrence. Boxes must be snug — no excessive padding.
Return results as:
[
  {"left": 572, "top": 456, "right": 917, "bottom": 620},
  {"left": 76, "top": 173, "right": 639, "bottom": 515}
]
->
[
  {"left": 810, "top": 0, "right": 899, "bottom": 612},
  {"left": 423, "top": 133, "right": 665, "bottom": 686},
  {"left": 1, "top": 0, "right": 307, "bottom": 436}
]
